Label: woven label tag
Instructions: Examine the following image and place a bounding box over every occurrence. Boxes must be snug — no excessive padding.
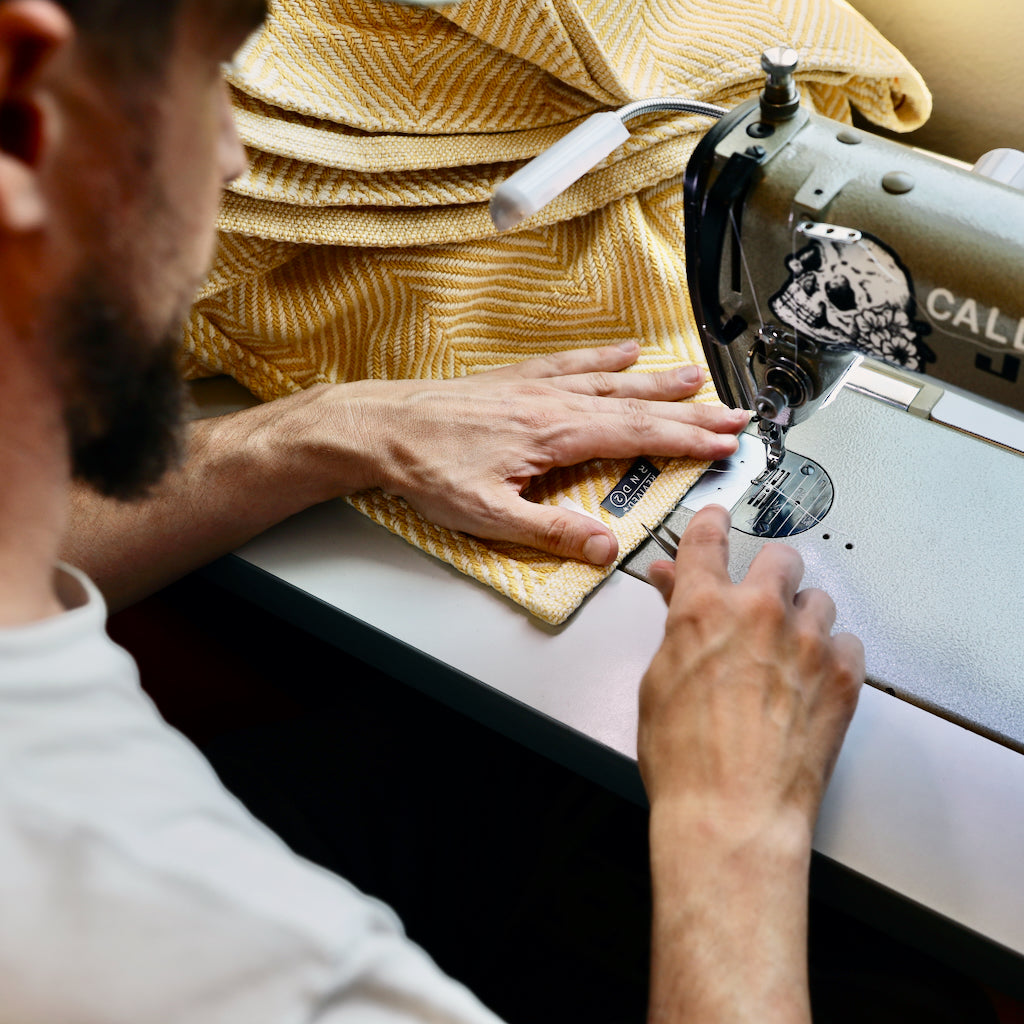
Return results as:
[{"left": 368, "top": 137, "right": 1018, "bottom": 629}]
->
[{"left": 601, "top": 458, "right": 660, "bottom": 518}]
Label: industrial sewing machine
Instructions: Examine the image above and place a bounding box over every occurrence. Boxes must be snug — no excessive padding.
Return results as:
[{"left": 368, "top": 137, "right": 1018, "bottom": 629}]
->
[
  {"left": 491, "top": 49, "right": 1024, "bottom": 754},
  {"left": 682, "top": 47, "right": 1024, "bottom": 516}
]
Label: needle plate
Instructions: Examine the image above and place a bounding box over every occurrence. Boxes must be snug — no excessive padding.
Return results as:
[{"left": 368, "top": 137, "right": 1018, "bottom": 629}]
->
[{"left": 731, "top": 450, "right": 834, "bottom": 537}]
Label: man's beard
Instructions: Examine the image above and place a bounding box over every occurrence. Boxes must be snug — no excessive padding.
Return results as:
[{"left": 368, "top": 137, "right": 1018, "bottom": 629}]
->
[{"left": 57, "top": 274, "right": 189, "bottom": 501}]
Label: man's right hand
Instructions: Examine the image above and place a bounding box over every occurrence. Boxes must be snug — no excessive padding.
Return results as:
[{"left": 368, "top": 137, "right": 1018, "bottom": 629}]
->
[
  {"left": 267, "top": 342, "right": 748, "bottom": 566},
  {"left": 638, "top": 505, "right": 864, "bottom": 1023}
]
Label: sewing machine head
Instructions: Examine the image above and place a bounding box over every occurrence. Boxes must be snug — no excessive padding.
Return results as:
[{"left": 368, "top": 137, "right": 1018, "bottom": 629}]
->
[
  {"left": 686, "top": 47, "right": 1024, "bottom": 471},
  {"left": 490, "top": 46, "right": 1024, "bottom": 477}
]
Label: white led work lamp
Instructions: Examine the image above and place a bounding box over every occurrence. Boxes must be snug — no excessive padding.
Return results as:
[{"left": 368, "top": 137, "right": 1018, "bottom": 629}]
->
[{"left": 489, "top": 98, "right": 727, "bottom": 232}]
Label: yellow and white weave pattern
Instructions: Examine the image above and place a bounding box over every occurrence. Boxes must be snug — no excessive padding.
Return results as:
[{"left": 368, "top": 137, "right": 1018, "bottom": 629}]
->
[{"left": 184, "top": 0, "right": 928, "bottom": 624}]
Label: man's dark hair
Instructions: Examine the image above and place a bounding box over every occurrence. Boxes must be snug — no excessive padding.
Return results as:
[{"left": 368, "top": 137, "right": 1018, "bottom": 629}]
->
[
  {"left": 49, "top": 0, "right": 267, "bottom": 78},
  {"left": 51, "top": 0, "right": 182, "bottom": 29},
  {"left": 49, "top": 1, "right": 184, "bottom": 76}
]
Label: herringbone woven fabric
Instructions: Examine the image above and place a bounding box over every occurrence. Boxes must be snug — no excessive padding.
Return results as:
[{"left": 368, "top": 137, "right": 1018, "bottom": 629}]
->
[{"left": 184, "top": 0, "right": 929, "bottom": 624}]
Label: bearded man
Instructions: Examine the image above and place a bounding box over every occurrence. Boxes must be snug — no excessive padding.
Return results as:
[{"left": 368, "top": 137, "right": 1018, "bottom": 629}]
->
[{"left": 0, "top": 0, "right": 863, "bottom": 1020}]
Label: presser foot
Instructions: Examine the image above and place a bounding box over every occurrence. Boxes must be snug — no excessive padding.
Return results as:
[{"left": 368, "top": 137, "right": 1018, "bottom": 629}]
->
[{"left": 758, "top": 419, "right": 787, "bottom": 472}]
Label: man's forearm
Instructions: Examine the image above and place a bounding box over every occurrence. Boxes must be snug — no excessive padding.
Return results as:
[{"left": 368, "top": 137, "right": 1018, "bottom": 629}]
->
[
  {"left": 639, "top": 508, "right": 863, "bottom": 1021},
  {"left": 61, "top": 390, "right": 367, "bottom": 611},
  {"left": 647, "top": 807, "right": 813, "bottom": 1024}
]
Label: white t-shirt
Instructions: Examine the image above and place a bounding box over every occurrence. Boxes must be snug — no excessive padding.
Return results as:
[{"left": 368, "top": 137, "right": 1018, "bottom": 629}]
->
[{"left": 0, "top": 565, "right": 503, "bottom": 1023}]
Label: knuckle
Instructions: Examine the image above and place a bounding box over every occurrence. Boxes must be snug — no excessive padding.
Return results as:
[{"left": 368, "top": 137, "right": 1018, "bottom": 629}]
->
[
  {"left": 538, "top": 348, "right": 594, "bottom": 378},
  {"left": 743, "top": 587, "right": 789, "bottom": 631},
  {"left": 509, "top": 392, "right": 559, "bottom": 433},
  {"left": 588, "top": 371, "right": 618, "bottom": 397},
  {"left": 666, "top": 578, "right": 725, "bottom": 628},
  {"left": 512, "top": 382, "right": 551, "bottom": 401},
  {"left": 539, "top": 515, "right": 577, "bottom": 554},
  {"left": 838, "top": 666, "right": 861, "bottom": 702},
  {"left": 794, "top": 620, "right": 828, "bottom": 663},
  {"left": 547, "top": 349, "right": 579, "bottom": 372},
  {"left": 816, "top": 589, "right": 838, "bottom": 620},
  {"left": 829, "top": 670, "right": 862, "bottom": 721},
  {"left": 682, "top": 401, "right": 716, "bottom": 426},
  {"left": 517, "top": 408, "right": 557, "bottom": 435},
  {"left": 621, "top": 398, "right": 654, "bottom": 435},
  {"left": 834, "top": 650, "right": 865, "bottom": 697}
]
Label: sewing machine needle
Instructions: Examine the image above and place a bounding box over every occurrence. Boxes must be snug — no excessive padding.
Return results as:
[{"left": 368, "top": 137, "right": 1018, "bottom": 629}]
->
[{"left": 642, "top": 523, "right": 678, "bottom": 559}]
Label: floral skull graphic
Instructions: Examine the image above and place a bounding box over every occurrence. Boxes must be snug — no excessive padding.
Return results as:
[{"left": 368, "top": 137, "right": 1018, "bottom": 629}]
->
[{"left": 768, "top": 235, "right": 933, "bottom": 371}]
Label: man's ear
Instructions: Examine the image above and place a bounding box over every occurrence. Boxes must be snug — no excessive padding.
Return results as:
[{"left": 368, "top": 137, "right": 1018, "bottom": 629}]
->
[{"left": 0, "top": 0, "right": 72, "bottom": 232}]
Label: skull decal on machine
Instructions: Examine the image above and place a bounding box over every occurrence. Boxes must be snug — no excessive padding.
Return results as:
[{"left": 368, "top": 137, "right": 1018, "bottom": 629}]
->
[{"left": 768, "top": 235, "right": 934, "bottom": 372}]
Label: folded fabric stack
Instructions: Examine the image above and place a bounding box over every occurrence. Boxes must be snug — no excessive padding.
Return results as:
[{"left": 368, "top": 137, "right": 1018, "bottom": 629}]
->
[{"left": 183, "top": 0, "right": 928, "bottom": 624}]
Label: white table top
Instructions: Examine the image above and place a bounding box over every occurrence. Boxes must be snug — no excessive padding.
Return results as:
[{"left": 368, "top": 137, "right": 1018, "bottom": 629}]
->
[
  {"left": 218, "top": 495, "right": 1024, "bottom": 965},
  {"left": 193, "top": 373, "right": 1024, "bottom": 983}
]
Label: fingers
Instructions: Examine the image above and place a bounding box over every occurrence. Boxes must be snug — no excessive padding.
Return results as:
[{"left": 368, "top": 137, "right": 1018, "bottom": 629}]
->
[
  {"left": 814, "top": 631, "right": 866, "bottom": 783},
  {"left": 832, "top": 631, "right": 867, "bottom": 690},
  {"left": 485, "top": 502, "right": 621, "bottom": 565},
  {"left": 744, "top": 541, "right": 806, "bottom": 605},
  {"left": 548, "top": 364, "right": 711, "bottom": 403},
  {"left": 668, "top": 505, "right": 733, "bottom": 594},
  {"left": 532, "top": 401, "right": 748, "bottom": 467},
  {"left": 597, "top": 396, "right": 749, "bottom": 434},
  {"left": 483, "top": 343, "right": 726, "bottom": 410},
  {"left": 793, "top": 586, "right": 838, "bottom": 632},
  {"left": 647, "top": 560, "right": 675, "bottom": 603},
  {"left": 486, "top": 341, "right": 643, "bottom": 380},
  {"left": 467, "top": 346, "right": 751, "bottom": 467},
  {"left": 509, "top": 353, "right": 726, "bottom": 408},
  {"left": 547, "top": 364, "right": 708, "bottom": 401}
]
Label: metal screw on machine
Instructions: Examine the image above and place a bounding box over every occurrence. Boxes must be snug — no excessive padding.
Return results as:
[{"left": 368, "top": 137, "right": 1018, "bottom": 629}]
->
[{"left": 760, "top": 46, "right": 801, "bottom": 121}]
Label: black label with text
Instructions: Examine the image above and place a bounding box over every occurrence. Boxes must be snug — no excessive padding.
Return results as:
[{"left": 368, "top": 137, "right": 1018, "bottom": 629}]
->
[{"left": 601, "top": 458, "right": 659, "bottom": 518}]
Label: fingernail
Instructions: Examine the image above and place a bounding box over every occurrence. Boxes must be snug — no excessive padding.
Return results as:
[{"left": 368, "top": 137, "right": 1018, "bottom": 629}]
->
[
  {"left": 583, "top": 533, "right": 615, "bottom": 565},
  {"left": 678, "top": 366, "right": 703, "bottom": 386},
  {"left": 618, "top": 340, "right": 639, "bottom": 352}
]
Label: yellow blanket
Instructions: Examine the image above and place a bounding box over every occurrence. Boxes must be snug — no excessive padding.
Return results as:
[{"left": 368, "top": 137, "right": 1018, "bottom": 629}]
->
[{"left": 184, "top": 0, "right": 928, "bottom": 624}]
